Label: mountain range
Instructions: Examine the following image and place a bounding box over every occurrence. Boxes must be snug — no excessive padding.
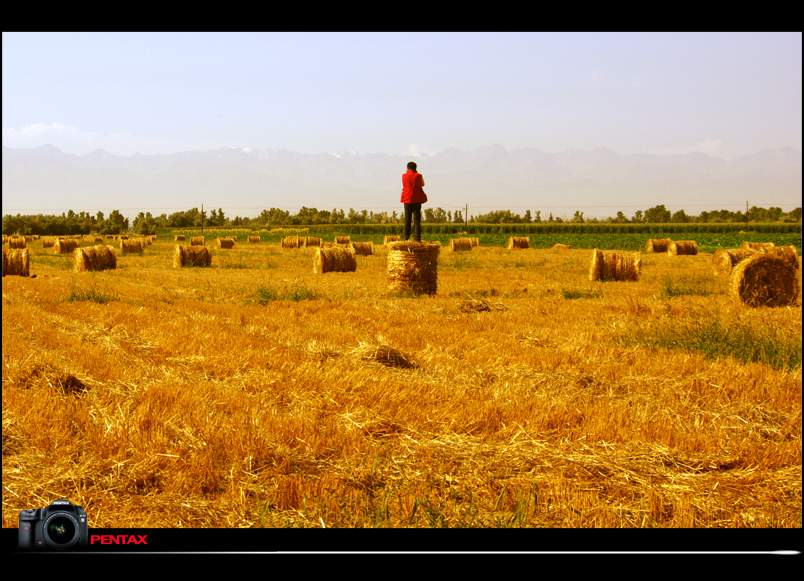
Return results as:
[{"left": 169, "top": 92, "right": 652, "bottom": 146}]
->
[{"left": 2, "top": 145, "right": 800, "bottom": 218}]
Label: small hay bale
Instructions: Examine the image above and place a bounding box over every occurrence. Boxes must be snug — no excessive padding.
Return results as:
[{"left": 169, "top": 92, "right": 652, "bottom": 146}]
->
[
  {"left": 506, "top": 236, "right": 529, "bottom": 249},
  {"left": 588, "top": 248, "right": 641, "bottom": 282},
  {"left": 120, "top": 239, "right": 145, "bottom": 254},
  {"left": 281, "top": 236, "right": 303, "bottom": 249},
  {"left": 713, "top": 248, "right": 756, "bottom": 275},
  {"left": 190, "top": 236, "right": 205, "bottom": 246},
  {"left": 42, "top": 237, "right": 56, "bottom": 248},
  {"left": 352, "top": 343, "right": 416, "bottom": 369},
  {"left": 217, "top": 237, "right": 236, "bottom": 249},
  {"left": 54, "top": 238, "right": 79, "bottom": 254},
  {"left": 730, "top": 252, "right": 800, "bottom": 307},
  {"left": 313, "top": 246, "right": 357, "bottom": 273},
  {"left": 470, "top": 237, "right": 480, "bottom": 247},
  {"left": 304, "top": 236, "right": 322, "bottom": 247},
  {"left": 105, "top": 235, "right": 115, "bottom": 239},
  {"left": 667, "top": 240, "right": 698, "bottom": 255},
  {"left": 386, "top": 241, "right": 440, "bottom": 295},
  {"left": 552, "top": 243, "right": 572, "bottom": 251},
  {"left": 248, "top": 235, "right": 261, "bottom": 243},
  {"left": 335, "top": 235, "right": 351, "bottom": 245},
  {"left": 8, "top": 236, "right": 26, "bottom": 249},
  {"left": 646, "top": 238, "right": 672, "bottom": 253},
  {"left": 742, "top": 241, "right": 776, "bottom": 251},
  {"left": 173, "top": 245, "right": 212, "bottom": 268},
  {"left": 119, "top": 235, "right": 129, "bottom": 240},
  {"left": 384, "top": 235, "right": 401, "bottom": 245},
  {"left": 3, "top": 248, "right": 30, "bottom": 277},
  {"left": 351, "top": 241, "right": 374, "bottom": 256},
  {"left": 74, "top": 245, "right": 117, "bottom": 272},
  {"left": 94, "top": 237, "right": 104, "bottom": 243},
  {"left": 174, "top": 235, "right": 186, "bottom": 242},
  {"left": 449, "top": 238, "right": 474, "bottom": 252}
]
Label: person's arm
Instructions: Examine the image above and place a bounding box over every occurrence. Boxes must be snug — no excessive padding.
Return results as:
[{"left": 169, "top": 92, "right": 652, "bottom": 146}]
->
[{"left": 418, "top": 174, "right": 425, "bottom": 187}]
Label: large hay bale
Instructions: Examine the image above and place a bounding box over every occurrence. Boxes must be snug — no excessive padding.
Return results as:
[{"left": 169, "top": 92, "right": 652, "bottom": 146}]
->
[
  {"left": 730, "top": 252, "right": 800, "bottom": 307},
  {"left": 120, "top": 239, "right": 145, "bottom": 254},
  {"left": 313, "top": 246, "right": 357, "bottom": 273},
  {"left": 54, "top": 238, "right": 79, "bottom": 254},
  {"left": 304, "top": 236, "right": 322, "bottom": 247},
  {"left": 3, "top": 248, "right": 30, "bottom": 277},
  {"left": 42, "top": 237, "right": 56, "bottom": 248},
  {"left": 742, "top": 241, "right": 776, "bottom": 251},
  {"left": 712, "top": 248, "right": 756, "bottom": 275},
  {"left": 384, "top": 235, "right": 401, "bottom": 245},
  {"left": 190, "top": 236, "right": 205, "bottom": 246},
  {"left": 386, "top": 241, "right": 440, "bottom": 295},
  {"left": 248, "top": 235, "right": 261, "bottom": 243},
  {"left": 74, "top": 245, "right": 117, "bottom": 272},
  {"left": 667, "top": 240, "right": 698, "bottom": 255},
  {"left": 173, "top": 245, "right": 212, "bottom": 268},
  {"left": 174, "top": 234, "right": 186, "bottom": 242},
  {"left": 217, "top": 237, "right": 236, "bottom": 249},
  {"left": 506, "top": 236, "right": 529, "bottom": 249},
  {"left": 646, "top": 238, "right": 672, "bottom": 253},
  {"left": 449, "top": 238, "right": 474, "bottom": 252},
  {"left": 335, "top": 235, "right": 351, "bottom": 245},
  {"left": 351, "top": 241, "right": 374, "bottom": 256},
  {"left": 8, "top": 236, "right": 26, "bottom": 249},
  {"left": 552, "top": 243, "right": 572, "bottom": 251},
  {"left": 758, "top": 245, "right": 799, "bottom": 270},
  {"left": 588, "top": 249, "right": 641, "bottom": 282}
]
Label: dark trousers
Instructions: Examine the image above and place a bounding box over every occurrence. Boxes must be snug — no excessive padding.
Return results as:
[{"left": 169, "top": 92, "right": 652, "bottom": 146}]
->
[{"left": 403, "top": 203, "right": 422, "bottom": 242}]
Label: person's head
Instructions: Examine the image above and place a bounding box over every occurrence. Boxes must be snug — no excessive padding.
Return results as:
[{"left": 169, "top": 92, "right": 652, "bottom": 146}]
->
[{"left": 407, "top": 161, "right": 417, "bottom": 172}]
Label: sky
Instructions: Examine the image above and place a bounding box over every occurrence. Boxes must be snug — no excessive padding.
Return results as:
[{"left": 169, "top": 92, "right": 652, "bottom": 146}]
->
[{"left": 2, "top": 32, "right": 802, "bottom": 159}]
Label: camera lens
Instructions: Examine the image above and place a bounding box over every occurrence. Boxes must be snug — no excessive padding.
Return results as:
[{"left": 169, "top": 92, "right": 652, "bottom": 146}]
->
[{"left": 44, "top": 515, "right": 78, "bottom": 547}]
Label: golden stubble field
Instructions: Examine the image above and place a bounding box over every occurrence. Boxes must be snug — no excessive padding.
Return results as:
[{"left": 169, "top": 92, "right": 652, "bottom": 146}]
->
[{"left": 2, "top": 240, "right": 801, "bottom": 527}]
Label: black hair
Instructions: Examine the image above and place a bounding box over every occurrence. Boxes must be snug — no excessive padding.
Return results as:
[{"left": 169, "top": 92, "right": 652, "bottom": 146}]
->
[{"left": 407, "top": 161, "right": 417, "bottom": 171}]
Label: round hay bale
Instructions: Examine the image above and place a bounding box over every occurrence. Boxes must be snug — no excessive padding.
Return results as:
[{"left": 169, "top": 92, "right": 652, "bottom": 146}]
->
[
  {"left": 449, "top": 238, "right": 473, "bottom": 252},
  {"left": 588, "top": 248, "right": 641, "bottom": 282},
  {"left": 94, "top": 237, "right": 104, "bottom": 244},
  {"left": 281, "top": 235, "right": 303, "bottom": 249},
  {"left": 730, "top": 252, "right": 800, "bottom": 307},
  {"left": 42, "top": 237, "right": 56, "bottom": 248},
  {"left": 248, "top": 235, "right": 261, "bottom": 243},
  {"left": 190, "top": 236, "right": 205, "bottom": 246},
  {"left": 3, "top": 248, "right": 30, "bottom": 277},
  {"left": 760, "top": 245, "right": 799, "bottom": 270},
  {"left": 506, "top": 236, "right": 529, "bottom": 249},
  {"left": 120, "top": 239, "right": 144, "bottom": 254},
  {"left": 217, "top": 237, "right": 236, "bottom": 249},
  {"left": 351, "top": 241, "right": 374, "bottom": 256},
  {"left": 384, "top": 235, "right": 401, "bottom": 245},
  {"left": 335, "top": 235, "right": 351, "bottom": 245},
  {"left": 173, "top": 245, "right": 212, "bottom": 268},
  {"left": 646, "top": 238, "right": 671, "bottom": 253},
  {"left": 741, "top": 241, "right": 776, "bottom": 251},
  {"left": 75, "top": 245, "right": 117, "bottom": 272},
  {"left": 667, "top": 240, "right": 698, "bottom": 256},
  {"left": 54, "top": 238, "right": 79, "bottom": 254},
  {"left": 8, "top": 236, "right": 26, "bottom": 249},
  {"left": 387, "top": 241, "right": 440, "bottom": 295},
  {"left": 105, "top": 234, "right": 115, "bottom": 239},
  {"left": 470, "top": 237, "right": 480, "bottom": 247},
  {"left": 174, "top": 234, "right": 186, "bottom": 242},
  {"left": 552, "top": 243, "right": 572, "bottom": 251},
  {"left": 313, "top": 246, "right": 357, "bottom": 273},
  {"left": 712, "top": 248, "right": 755, "bottom": 275},
  {"left": 304, "top": 236, "right": 322, "bottom": 247},
  {"left": 119, "top": 235, "right": 129, "bottom": 240}
]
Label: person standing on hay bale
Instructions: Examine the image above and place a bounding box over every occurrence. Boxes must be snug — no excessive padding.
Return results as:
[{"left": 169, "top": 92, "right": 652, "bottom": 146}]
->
[{"left": 401, "top": 161, "right": 427, "bottom": 242}]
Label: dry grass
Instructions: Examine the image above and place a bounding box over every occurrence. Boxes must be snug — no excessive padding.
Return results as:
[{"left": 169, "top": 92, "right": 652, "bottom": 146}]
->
[
  {"left": 552, "top": 243, "right": 572, "bottom": 251},
  {"left": 384, "top": 235, "right": 401, "bottom": 245},
  {"left": 2, "top": 242, "right": 801, "bottom": 528}
]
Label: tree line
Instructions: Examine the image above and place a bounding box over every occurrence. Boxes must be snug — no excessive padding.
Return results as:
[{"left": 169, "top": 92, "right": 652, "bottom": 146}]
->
[{"left": 3, "top": 204, "right": 801, "bottom": 235}]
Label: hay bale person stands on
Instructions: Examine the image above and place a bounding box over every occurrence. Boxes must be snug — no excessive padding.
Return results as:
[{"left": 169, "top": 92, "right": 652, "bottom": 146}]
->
[{"left": 401, "top": 161, "right": 428, "bottom": 242}]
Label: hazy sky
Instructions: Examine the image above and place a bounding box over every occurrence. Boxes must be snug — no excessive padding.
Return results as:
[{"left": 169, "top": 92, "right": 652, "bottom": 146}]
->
[{"left": 3, "top": 32, "right": 802, "bottom": 158}]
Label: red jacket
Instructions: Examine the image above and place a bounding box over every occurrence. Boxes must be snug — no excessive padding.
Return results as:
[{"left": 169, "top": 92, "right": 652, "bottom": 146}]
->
[{"left": 401, "top": 170, "right": 427, "bottom": 204}]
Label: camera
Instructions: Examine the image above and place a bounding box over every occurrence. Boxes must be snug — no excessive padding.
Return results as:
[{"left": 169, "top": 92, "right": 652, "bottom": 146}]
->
[{"left": 19, "top": 499, "right": 88, "bottom": 549}]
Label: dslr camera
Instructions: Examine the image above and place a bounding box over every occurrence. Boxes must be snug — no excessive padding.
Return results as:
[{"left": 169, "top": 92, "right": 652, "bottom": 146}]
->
[{"left": 19, "top": 499, "right": 88, "bottom": 549}]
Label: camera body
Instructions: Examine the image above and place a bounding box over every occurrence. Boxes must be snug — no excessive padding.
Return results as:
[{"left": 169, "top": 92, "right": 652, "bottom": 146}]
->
[{"left": 19, "top": 499, "right": 88, "bottom": 549}]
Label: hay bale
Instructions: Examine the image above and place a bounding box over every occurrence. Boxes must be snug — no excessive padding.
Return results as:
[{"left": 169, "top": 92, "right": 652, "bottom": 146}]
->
[
  {"left": 174, "top": 235, "right": 186, "bottom": 242},
  {"left": 304, "top": 236, "right": 322, "bottom": 247},
  {"left": 646, "top": 238, "right": 672, "bottom": 253},
  {"left": 506, "top": 236, "right": 529, "bottom": 249},
  {"left": 712, "top": 248, "right": 756, "bottom": 275},
  {"left": 588, "top": 249, "right": 641, "bottom": 282},
  {"left": 3, "top": 248, "right": 30, "bottom": 277},
  {"left": 313, "top": 246, "right": 357, "bottom": 273},
  {"left": 173, "top": 245, "right": 212, "bottom": 268},
  {"left": 190, "top": 236, "right": 205, "bottom": 246},
  {"left": 760, "top": 245, "right": 799, "bottom": 270},
  {"left": 730, "top": 252, "right": 800, "bottom": 307},
  {"left": 281, "top": 236, "right": 303, "bottom": 249},
  {"left": 384, "top": 235, "right": 401, "bottom": 245},
  {"left": 119, "top": 235, "right": 129, "bottom": 240},
  {"left": 335, "top": 235, "right": 351, "bottom": 245},
  {"left": 351, "top": 241, "right": 374, "bottom": 256},
  {"left": 322, "top": 241, "right": 334, "bottom": 248},
  {"left": 248, "top": 235, "right": 261, "bottom": 243},
  {"left": 217, "top": 237, "right": 236, "bottom": 249},
  {"left": 8, "top": 236, "right": 26, "bottom": 249},
  {"left": 105, "top": 234, "right": 115, "bottom": 239},
  {"left": 552, "top": 243, "right": 572, "bottom": 251},
  {"left": 42, "top": 237, "right": 56, "bottom": 248},
  {"left": 667, "top": 240, "right": 698, "bottom": 255},
  {"left": 386, "top": 241, "right": 440, "bottom": 295},
  {"left": 54, "top": 238, "right": 79, "bottom": 254},
  {"left": 94, "top": 237, "right": 104, "bottom": 243},
  {"left": 470, "top": 237, "right": 480, "bottom": 247},
  {"left": 74, "top": 245, "right": 117, "bottom": 272},
  {"left": 449, "top": 238, "right": 474, "bottom": 252},
  {"left": 120, "top": 239, "right": 145, "bottom": 254},
  {"left": 741, "top": 241, "right": 776, "bottom": 251}
]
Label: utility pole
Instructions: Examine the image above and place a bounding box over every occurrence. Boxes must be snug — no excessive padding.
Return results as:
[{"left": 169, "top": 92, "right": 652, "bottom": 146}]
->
[
  {"left": 201, "top": 203, "right": 204, "bottom": 235},
  {"left": 746, "top": 200, "right": 749, "bottom": 223},
  {"left": 465, "top": 203, "right": 469, "bottom": 229}
]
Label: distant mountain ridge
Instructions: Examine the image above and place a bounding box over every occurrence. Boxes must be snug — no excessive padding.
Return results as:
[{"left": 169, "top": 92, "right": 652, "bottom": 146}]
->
[{"left": 2, "top": 144, "right": 800, "bottom": 217}]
